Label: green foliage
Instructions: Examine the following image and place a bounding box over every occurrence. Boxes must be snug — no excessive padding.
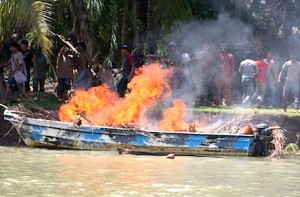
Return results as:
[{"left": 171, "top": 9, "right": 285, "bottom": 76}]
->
[
  {"left": 88, "top": 0, "right": 121, "bottom": 58},
  {"left": 155, "top": 0, "right": 195, "bottom": 30},
  {"left": 0, "top": 0, "right": 299, "bottom": 63},
  {"left": 29, "top": 92, "right": 62, "bottom": 110},
  {"left": 156, "top": 39, "right": 168, "bottom": 57},
  {"left": 284, "top": 143, "right": 299, "bottom": 152},
  {"left": 193, "top": 106, "right": 300, "bottom": 117},
  {"left": 0, "top": 0, "right": 53, "bottom": 56}
]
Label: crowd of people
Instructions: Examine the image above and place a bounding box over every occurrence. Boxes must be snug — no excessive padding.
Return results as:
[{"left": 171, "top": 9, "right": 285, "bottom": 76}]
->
[
  {"left": 167, "top": 42, "right": 300, "bottom": 111},
  {"left": 0, "top": 33, "right": 300, "bottom": 112},
  {"left": 0, "top": 34, "right": 95, "bottom": 103}
]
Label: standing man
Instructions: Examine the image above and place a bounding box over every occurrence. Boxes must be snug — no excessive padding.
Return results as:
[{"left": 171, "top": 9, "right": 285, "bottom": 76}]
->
[
  {"left": 33, "top": 46, "right": 48, "bottom": 93},
  {"left": 0, "top": 42, "right": 7, "bottom": 100},
  {"left": 116, "top": 44, "right": 135, "bottom": 97},
  {"left": 168, "top": 42, "right": 182, "bottom": 67},
  {"left": 265, "top": 52, "right": 280, "bottom": 107},
  {"left": 57, "top": 46, "right": 74, "bottom": 101},
  {"left": 215, "top": 43, "right": 235, "bottom": 106},
  {"left": 74, "top": 42, "right": 93, "bottom": 90},
  {"left": 2, "top": 42, "right": 28, "bottom": 102},
  {"left": 278, "top": 51, "right": 300, "bottom": 111},
  {"left": 239, "top": 51, "right": 258, "bottom": 105},
  {"left": 254, "top": 52, "right": 269, "bottom": 106},
  {"left": 19, "top": 39, "right": 36, "bottom": 96}
]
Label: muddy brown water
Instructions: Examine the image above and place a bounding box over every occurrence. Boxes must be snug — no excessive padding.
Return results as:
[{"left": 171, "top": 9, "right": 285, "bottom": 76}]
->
[
  {"left": 0, "top": 147, "right": 299, "bottom": 196},
  {"left": 0, "top": 105, "right": 299, "bottom": 196}
]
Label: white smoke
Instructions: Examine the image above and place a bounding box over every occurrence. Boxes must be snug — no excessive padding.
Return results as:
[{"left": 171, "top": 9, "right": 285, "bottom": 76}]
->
[{"left": 166, "top": 14, "right": 254, "bottom": 108}]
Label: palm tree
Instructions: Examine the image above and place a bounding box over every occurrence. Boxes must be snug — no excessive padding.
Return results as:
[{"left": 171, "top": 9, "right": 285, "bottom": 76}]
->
[
  {"left": 0, "top": 0, "right": 53, "bottom": 56},
  {"left": 134, "top": 0, "right": 147, "bottom": 49},
  {"left": 146, "top": 0, "right": 158, "bottom": 54},
  {"left": 146, "top": 0, "right": 195, "bottom": 54},
  {"left": 121, "top": 0, "right": 131, "bottom": 45}
]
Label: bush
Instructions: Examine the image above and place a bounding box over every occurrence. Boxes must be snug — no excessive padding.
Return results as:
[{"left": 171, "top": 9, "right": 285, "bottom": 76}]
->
[{"left": 284, "top": 143, "right": 299, "bottom": 152}]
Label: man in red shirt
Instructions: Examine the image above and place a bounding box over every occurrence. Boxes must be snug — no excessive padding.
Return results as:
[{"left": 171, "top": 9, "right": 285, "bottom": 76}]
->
[
  {"left": 254, "top": 52, "right": 269, "bottom": 105},
  {"left": 215, "top": 43, "right": 235, "bottom": 106}
]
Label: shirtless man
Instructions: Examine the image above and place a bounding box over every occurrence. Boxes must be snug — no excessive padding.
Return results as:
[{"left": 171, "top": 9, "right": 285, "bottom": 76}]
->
[
  {"left": 57, "top": 46, "right": 74, "bottom": 101},
  {"left": 74, "top": 42, "right": 93, "bottom": 90}
]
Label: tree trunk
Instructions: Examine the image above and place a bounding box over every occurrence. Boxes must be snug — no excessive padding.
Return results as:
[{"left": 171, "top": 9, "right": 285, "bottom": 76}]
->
[
  {"left": 134, "top": 0, "right": 146, "bottom": 49},
  {"left": 146, "top": 0, "right": 158, "bottom": 54},
  {"left": 283, "top": 0, "right": 294, "bottom": 46},
  {"left": 134, "top": 0, "right": 143, "bottom": 46},
  {"left": 69, "top": 0, "right": 94, "bottom": 55},
  {"left": 233, "top": 0, "right": 246, "bottom": 19},
  {"left": 121, "top": 0, "right": 131, "bottom": 45},
  {"left": 0, "top": 82, "right": 5, "bottom": 100}
]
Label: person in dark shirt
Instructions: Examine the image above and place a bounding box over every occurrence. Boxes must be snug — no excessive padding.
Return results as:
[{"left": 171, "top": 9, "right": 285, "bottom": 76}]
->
[
  {"left": 0, "top": 42, "right": 7, "bottom": 99},
  {"left": 131, "top": 46, "right": 145, "bottom": 69},
  {"left": 33, "top": 46, "right": 48, "bottom": 92},
  {"left": 116, "top": 44, "right": 135, "bottom": 97},
  {"left": 3, "top": 34, "right": 21, "bottom": 64},
  {"left": 19, "top": 39, "right": 36, "bottom": 95},
  {"left": 168, "top": 42, "right": 182, "bottom": 67},
  {"left": 0, "top": 42, "right": 6, "bottom": 81}
]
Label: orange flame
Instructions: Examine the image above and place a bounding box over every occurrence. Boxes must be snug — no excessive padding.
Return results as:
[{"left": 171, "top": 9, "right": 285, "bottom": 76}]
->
[
  {"left": 159, "top": 99, "right": 189, "bottom": 131},
  {"left": 58, "top": 63, "right": 200, "bottom": 131}
]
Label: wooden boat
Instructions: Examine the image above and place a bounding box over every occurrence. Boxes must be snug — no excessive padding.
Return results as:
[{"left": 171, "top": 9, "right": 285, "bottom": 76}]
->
[{"left": 4, "top": 110, "right": 274, "bottom": 157}]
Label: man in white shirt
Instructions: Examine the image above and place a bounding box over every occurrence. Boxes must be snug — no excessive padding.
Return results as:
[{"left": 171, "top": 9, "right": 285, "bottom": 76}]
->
[{"left": 278, "top": 51, "right": 300, "bottom": 111}]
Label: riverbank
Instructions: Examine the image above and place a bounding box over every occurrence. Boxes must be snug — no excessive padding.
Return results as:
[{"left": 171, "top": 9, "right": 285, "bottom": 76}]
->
[{"left": 0, "top": 93, "right": 300, "bottom": 147}]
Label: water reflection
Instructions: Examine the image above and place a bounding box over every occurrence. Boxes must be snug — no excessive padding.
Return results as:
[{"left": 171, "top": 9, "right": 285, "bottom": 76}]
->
[
  {"left": 0, "top": 147, "right": 299, "bottom": 197},
  {"left": 57, "top": 153, "right": 187, "bottom": 195}
]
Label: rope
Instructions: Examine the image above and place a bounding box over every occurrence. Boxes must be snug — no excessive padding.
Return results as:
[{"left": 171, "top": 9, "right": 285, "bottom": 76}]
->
[{"left": 0, "top": 125, "right": 14, "bottom": 142}]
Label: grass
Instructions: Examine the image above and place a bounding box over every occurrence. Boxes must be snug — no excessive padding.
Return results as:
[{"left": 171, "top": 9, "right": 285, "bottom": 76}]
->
[
  {"left": 2, "top": 92, "right": 300, "bottom": 117},
  {"left": 1, "top": 92, "right": 63, "bottom": 111},
  {"left": 193, "top": 105, "right": 300, "bottom": 117},
  {"left": 30, "top": 95, "right": 300, "bottom": 117},
  {"left": 29, "top": 92, "right": 62, "bottom": 110}
]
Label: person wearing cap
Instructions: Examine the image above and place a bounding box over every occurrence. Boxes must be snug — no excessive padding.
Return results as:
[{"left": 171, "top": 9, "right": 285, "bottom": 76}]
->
[
  {"left": 1, "top": 42, "right": 28, "bottom": 102},
  {"left": 168, "top": 42, "right": 181, "bottom": 67},
  {"left": 19, "top": 39, "right": 37, "bottom": 95},
  {"left": 116, "top": 44, "right": 135, "bottom": 97}
]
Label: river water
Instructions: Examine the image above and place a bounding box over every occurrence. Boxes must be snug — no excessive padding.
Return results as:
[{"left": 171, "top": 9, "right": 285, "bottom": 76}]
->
[{"left": 0, "top": 147, "right": 299, "bottom": 197}]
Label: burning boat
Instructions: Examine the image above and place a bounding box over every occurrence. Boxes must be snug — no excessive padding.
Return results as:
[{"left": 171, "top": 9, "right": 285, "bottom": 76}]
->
[
  {"left": 2, "top": 63, "right": 285, "bottom": 157},
  {"left": 4, "top": 109, "right": 279, "bottom": 157}
]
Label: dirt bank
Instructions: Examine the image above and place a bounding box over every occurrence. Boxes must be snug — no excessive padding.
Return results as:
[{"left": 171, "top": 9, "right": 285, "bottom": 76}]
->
[
  {"left": 276, "top": 116, "right": 300, "bottom": 146},
  {"left": 0, "top": 105, "right": 22, "bottom": 146},
  {"left": 0, "top": 105, "right": 299, "bottom": 147}
]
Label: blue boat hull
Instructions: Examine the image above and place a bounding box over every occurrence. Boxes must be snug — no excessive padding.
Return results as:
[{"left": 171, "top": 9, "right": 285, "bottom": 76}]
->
[{"left": 4, "top": 111, "right": 267, "bottom": 156}]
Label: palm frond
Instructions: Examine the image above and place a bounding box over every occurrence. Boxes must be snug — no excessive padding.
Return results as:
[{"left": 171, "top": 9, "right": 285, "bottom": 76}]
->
[
  {"left": 156, "top": 0, "right": 195, "bottom": 29},
  {"left": 0, "top": 0, "right": 53, "bottom": 56},
  {"left": 88, "top": 0, "right": 120, "bottom": 58}
]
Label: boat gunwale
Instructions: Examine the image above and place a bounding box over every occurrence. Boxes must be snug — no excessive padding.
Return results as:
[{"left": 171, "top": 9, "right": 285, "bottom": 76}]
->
[{"left": 4, "top": 110, "right": 255, "bottom": 137}]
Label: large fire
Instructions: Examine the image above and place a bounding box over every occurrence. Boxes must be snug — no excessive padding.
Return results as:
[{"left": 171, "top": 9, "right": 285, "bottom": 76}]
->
[{"left": 59, "top": 63, "right": 199, "bottom": 131}]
